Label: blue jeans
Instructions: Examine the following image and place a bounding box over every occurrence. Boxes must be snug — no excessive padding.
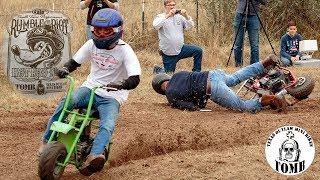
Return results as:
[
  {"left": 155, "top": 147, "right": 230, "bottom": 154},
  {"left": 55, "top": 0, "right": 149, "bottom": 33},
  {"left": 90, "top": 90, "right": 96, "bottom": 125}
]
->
[
  {"left": 162, "top": 44, "right": 203, "bottom": 73},
  {"left": 233, "top": 12, "right": 260, "bottom": 66},
  {"left": 209, "top": 62, "right": 264, "bottom": 113},
  {"left": 43, "top": 87, "right": 120, "bottom": 155},
  {"left": 86, "top": 25, "right": 93, "bottom": 40},
  {"left": 280, "top": 56, "right": 292, "bottom": 67}
]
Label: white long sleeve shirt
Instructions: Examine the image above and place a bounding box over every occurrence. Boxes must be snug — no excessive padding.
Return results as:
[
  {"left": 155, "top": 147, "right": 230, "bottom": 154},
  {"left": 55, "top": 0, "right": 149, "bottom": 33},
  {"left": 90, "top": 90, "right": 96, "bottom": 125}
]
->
[{"left": 153, "top": 13, "right": 194, "bottom": 56}]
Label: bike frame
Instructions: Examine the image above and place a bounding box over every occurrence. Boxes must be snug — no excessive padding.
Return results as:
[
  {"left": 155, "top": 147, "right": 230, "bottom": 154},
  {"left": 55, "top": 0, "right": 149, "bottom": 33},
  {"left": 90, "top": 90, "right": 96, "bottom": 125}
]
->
[{"left": 47, "top": 76, "right": 102, "bottom": 168}]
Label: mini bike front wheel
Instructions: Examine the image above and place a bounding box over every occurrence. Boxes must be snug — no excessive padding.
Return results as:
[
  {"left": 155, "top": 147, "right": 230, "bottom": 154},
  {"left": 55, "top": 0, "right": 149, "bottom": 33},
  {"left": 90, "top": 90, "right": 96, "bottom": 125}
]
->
[{"left": 38, "top": 141, "right": 67, "bottom": 180}]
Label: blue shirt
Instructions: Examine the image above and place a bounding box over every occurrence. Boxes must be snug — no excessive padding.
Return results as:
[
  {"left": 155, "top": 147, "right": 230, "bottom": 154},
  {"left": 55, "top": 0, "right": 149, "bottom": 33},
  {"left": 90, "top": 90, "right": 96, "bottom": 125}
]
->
[
  {"left": 280, "top": 33, "right": 303, "bottom": 59},
  {"left": 165, "top": 71, "right": 209, "bottom": 111}
]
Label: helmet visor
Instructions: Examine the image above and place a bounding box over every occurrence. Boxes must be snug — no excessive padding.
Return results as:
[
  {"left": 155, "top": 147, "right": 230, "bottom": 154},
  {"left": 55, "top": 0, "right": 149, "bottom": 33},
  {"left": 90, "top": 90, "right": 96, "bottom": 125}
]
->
[{"left": 93, "top": 27, "right": 121, "bottom": 38}]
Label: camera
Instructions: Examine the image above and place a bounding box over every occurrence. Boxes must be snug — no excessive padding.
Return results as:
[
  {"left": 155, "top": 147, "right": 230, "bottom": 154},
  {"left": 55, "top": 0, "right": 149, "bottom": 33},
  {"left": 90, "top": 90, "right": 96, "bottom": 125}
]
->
[
  {"left": 175, "top": 10, "right": 181, "bottom": 14},
  {"left": 95, "top": 0, "right": 103, "bottom": 8}
]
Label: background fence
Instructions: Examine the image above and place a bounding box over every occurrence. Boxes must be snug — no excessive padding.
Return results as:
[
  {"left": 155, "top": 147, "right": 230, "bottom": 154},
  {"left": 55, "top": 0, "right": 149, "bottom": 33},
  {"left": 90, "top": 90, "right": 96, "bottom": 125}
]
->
[{"left": 1, "top": 0, "right": 320, "bottom": 62}]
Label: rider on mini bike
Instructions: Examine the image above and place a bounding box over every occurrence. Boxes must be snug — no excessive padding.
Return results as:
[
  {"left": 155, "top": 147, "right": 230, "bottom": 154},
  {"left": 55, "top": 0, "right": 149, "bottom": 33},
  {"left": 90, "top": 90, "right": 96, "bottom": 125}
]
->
[{"left": 38, "top": 8, "right": 141, "bottom": 176}]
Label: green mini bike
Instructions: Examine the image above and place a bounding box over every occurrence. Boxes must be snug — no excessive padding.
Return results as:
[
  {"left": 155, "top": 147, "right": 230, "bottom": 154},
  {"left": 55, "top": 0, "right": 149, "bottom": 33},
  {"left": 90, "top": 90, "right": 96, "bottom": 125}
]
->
[{"left": 38, "top": 76, "right": 116, "bottom": 180}]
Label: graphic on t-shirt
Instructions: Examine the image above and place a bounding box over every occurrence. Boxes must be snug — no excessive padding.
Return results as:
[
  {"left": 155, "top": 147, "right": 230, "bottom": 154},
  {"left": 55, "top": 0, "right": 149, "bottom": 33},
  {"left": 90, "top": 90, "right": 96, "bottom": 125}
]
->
[
  {"left": 176, "top": 19, "right": 182, "bottom": 26},
  {"left": 287, "top": 39, "right": 299, "bottom": 55},
  {"left": 92, "top": 52, "right": 119, "bottom": 70}
]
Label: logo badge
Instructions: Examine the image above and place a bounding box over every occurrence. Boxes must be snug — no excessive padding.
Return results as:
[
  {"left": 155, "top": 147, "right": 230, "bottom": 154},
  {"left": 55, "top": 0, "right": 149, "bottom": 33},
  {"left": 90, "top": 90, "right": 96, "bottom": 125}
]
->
[
  {"left": 265, "top": 126, "right": 315, "bottom": 175},
  {"left": 4, "top": 9, "right": 72, "bottom": 96}
]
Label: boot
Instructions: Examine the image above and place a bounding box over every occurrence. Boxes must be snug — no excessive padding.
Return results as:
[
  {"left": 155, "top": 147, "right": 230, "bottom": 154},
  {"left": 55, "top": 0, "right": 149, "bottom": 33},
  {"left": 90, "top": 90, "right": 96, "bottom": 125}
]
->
[
  {"left": 261, "top": 54, "right": 279, "bottom": 69},
  {"left": 261, "top": 95, "right": 287, "bottom": 112}
]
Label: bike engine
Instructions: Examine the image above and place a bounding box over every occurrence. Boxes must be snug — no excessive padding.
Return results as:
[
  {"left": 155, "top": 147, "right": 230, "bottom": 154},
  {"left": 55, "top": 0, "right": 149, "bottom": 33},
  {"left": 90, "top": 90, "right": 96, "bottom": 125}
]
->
[{"left": 260, "top": 69, "right": 286, "bottom": 93}]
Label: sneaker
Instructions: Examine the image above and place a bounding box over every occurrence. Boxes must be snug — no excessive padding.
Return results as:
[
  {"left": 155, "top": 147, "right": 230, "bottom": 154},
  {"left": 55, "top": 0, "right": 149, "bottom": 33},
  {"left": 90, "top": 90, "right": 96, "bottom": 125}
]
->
[
  {"left": 79, "top": 154, "right": 106, "bottom": 176},
  {"left": 153, "top": 65, "right": 165, "bottom": 74}
]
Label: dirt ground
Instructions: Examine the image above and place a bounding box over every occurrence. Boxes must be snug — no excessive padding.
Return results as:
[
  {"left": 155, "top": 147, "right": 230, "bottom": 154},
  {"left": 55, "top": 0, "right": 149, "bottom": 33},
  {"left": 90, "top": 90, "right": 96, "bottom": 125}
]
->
[{"left": 0, "top": 67, "right": 320, "bottom": 180}]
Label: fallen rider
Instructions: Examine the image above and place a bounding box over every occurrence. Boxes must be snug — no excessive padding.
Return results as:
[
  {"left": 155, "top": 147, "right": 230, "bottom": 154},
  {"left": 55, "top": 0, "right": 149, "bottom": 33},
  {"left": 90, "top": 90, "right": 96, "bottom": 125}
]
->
[{"left": 152, "top": 54, "right": 287, "bottom": 113}]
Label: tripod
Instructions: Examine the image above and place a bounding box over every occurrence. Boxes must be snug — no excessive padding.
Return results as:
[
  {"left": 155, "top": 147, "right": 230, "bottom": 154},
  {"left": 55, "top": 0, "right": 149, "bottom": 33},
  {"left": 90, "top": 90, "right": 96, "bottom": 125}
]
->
[{"left": 226, "top": 0, "right": 277, "bottom": 67}]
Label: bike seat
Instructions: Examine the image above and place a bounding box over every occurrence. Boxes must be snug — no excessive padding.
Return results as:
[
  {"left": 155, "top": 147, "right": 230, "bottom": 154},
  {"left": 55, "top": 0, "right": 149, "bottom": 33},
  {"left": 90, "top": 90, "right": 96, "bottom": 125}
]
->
[{"left": 78, "top": 108, "right": 100, "bottom": 119}]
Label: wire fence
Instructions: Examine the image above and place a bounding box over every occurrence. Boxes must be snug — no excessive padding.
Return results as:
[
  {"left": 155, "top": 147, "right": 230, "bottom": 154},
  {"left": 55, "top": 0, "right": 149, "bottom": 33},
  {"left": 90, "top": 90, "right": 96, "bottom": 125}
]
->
[{"left": 1, "top": 0, "right": 320, "bottom": 48}]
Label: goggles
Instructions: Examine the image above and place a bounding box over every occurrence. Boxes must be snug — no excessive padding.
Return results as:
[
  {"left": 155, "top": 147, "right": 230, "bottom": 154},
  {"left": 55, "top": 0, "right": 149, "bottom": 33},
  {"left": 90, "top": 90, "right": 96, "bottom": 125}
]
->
[{"left": 92, "top": 26, "right": 121, "bottom": 38}]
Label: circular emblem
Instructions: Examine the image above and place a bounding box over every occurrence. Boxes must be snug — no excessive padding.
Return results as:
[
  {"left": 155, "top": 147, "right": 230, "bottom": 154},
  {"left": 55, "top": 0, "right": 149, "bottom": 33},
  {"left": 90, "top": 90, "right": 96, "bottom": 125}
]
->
[{"left": 265, "top": 126, "right": 315, "bottom": 175}]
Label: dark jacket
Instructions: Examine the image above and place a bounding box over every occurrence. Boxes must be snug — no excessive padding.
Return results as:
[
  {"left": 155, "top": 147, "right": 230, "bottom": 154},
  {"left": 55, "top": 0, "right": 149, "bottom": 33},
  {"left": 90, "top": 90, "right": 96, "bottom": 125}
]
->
[
  {"left": 236, "top": 0, "right": 267, "bottom": 15},
  {"left": 165, "top": 71, "right": 209, "bottom": 111},
  {"left": 280, "top": 33, "right": 303, "bottom": 60},
  {"left": 82, "top": 0, "right": 118, "bottom": 25}
]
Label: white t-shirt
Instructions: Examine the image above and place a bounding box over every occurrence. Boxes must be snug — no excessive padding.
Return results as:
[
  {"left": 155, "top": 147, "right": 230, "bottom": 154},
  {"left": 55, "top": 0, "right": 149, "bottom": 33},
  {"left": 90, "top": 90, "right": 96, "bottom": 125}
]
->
[
  {"left": 153, "top": 13, "right": 194, "bottom": 56},
  {"left": 73, "top": 39, "right": 141, "bottom": 105}
]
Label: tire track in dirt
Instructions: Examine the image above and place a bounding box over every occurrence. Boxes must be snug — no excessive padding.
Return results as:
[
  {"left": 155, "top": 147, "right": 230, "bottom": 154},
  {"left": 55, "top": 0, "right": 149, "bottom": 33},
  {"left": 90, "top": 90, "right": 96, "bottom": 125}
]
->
[{"left": 107, "top": 99, "right": 320, "bottom": 168}]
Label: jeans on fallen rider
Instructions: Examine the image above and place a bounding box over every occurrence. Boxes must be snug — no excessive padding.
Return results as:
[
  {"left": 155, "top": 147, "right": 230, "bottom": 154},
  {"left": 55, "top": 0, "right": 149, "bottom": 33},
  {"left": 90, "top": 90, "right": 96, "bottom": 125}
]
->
[{"left": 209, "top": 62, "right": 264, "bottom": 112}]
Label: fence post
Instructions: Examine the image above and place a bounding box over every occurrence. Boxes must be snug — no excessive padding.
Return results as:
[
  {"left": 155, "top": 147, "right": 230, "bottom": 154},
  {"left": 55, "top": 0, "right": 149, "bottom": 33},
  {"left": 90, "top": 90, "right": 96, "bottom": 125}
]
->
[
  {"left": 52, "top": 2, "right": 55, "bottom": 11},
  {"left": 142, "top": 0, "right": 145, "bottom": 33},
  {"left": 196, "top": 0, "right": 199, "bottom": 33}
]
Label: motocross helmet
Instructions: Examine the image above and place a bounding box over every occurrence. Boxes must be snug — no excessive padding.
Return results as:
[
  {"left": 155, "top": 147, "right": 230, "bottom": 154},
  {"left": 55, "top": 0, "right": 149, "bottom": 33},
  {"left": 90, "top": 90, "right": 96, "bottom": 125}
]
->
[
  {"left": 152, "top": 73, "right": 171, "bottom": 95},
  {"left": 91, "top": 8, "right": 123, "bottom": 49}
]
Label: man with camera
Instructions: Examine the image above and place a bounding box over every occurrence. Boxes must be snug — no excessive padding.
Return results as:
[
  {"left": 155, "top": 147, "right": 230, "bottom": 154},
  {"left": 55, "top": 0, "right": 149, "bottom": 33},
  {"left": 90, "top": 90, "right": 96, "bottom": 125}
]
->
[
  {"left": 153, "top": 0, "right": 203, "bottom": 73},
  {"left": 233, "top": 0, "right": 267, "bottom": 67},
  {"left": 80, "top": 0, "right": 119, "bottom": 39}
]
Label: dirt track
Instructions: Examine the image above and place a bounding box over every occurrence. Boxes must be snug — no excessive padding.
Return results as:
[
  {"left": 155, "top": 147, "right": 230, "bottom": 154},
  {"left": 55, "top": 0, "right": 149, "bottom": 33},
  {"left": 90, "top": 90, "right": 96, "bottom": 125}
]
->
[{"left": 1, "top": 91, "right": 320, "bottom": 179}]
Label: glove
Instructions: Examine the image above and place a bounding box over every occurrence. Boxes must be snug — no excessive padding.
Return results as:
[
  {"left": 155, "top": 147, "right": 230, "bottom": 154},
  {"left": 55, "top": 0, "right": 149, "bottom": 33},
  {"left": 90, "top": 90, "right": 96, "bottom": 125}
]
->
[
  {"left": 55, "top": 67, "right": 70, "bottom": 78},
  {"left": 105, "top": 82, "right": 123, "bottom": 91}
]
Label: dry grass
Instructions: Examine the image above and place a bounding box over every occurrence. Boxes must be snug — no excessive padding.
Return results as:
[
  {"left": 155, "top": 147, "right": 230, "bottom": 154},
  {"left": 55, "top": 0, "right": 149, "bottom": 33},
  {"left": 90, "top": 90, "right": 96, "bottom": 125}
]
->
[
  {"left": 0, "top": 0, "right": 319, "bottom": 110},
  {"left": 1, "top": 49, "right": 319, "bottom": 112}
]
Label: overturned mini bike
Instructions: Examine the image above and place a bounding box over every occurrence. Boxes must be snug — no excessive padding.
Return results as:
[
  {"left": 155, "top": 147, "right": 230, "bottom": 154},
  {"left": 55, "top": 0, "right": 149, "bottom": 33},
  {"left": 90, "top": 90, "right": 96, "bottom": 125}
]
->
[
  {"left": 38, "top": 76, "right": 117, "bottom": 180},
  {"left": 236, "top": 66, "right": 315, "bottom": 106}
]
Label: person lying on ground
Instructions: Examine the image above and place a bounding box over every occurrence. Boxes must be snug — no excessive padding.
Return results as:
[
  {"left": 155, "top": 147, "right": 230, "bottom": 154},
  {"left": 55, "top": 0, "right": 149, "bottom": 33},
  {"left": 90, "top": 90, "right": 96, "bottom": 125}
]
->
[{"left": 152, "top": 54, "right": 287, "bottom": 113}]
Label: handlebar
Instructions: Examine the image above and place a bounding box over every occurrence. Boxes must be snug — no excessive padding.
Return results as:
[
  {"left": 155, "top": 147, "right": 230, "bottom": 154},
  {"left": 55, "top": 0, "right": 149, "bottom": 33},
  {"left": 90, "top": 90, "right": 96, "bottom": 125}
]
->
[
  {"left": 100, "top": 86, "right": 119, "bottom": 92},
  {"left": 64, "top": 75, "right": 119, "bottom": 92},
  {"left": 61, "top": 76, "right": 119, "bottom": 119}
]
